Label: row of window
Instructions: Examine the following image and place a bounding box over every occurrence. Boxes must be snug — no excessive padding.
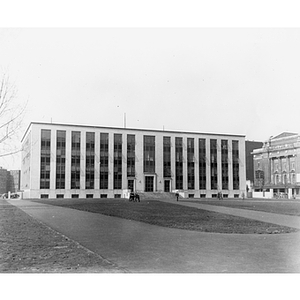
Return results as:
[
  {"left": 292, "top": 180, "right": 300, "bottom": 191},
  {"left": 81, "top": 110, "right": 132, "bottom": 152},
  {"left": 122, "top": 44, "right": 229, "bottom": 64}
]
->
[
  {"left": 40, "top": 193, "right": 241, "bottom": 199},
  {"left": 40, "top": 130, "right": 240, "bottom": 190},
  {"left": 273, "top": 173, "right": 297, "bottom": 185},
  {"left": 40, "top": 193, "right": 121, "bottom": 199}
]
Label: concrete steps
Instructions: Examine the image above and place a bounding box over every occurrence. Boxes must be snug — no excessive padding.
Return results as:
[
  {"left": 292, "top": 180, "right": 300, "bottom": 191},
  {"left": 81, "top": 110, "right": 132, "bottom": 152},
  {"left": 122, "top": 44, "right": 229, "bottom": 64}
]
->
[{"left": 138, "top": 192, "right": 176, "bottom": 200}]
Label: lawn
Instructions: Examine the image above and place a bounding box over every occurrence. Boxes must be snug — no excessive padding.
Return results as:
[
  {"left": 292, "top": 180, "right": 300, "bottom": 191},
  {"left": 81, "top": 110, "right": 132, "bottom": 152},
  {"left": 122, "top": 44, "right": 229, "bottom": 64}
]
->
[
  {"left": 186, "top": 199, "right": 300, "bottom": 216},
  {"left": 34, "top": 198, "right": 298, "bottom": 234}
]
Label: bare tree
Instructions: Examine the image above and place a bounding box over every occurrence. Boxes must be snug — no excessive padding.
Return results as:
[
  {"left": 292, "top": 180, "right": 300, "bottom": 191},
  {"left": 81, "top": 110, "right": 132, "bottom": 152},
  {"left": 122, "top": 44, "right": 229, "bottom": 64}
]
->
[{"left": 0, "top": 73, "right": 27, "bottom": 159}]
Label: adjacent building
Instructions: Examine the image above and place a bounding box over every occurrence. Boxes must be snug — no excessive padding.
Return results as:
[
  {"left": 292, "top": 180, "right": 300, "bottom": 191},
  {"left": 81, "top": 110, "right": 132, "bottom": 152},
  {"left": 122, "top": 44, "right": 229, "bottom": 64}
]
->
[
  {"left": 0, "top": 167, "right": 21, "bottom": 195},
  {"left": 245, "top": 140, "right": 264, "bottom": 196},
  {"left": 8, "top": 170, "right": 21, "bottom": 194},
  {"left": 252, "top": 132, "right": 300, "bottom": 199},
  {"left": 21, "top": 122, "right": 246, "bottom": 199},
  {"left": 0, "top": 167, "right": 8, "bottom": 194}
]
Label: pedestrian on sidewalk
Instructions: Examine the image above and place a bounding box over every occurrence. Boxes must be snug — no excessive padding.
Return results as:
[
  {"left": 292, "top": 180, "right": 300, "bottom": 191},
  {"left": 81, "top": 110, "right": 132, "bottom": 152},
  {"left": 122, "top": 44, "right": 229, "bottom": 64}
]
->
[{"left": 175, "top": 192, "right": 179, "bottom": 201}]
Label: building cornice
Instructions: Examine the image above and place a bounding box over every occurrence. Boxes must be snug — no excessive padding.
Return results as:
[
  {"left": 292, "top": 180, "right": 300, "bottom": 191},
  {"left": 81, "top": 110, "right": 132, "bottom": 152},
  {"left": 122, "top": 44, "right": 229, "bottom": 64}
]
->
[{"left": 21, "top": 121, "right": 246, "bottom": 142}]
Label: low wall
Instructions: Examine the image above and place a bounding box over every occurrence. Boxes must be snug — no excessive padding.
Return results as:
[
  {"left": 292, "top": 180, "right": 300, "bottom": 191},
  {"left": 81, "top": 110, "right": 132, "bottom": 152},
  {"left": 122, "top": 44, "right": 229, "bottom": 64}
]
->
[{"left": 252, "top": 191, "right": 273, "bottom": 199}]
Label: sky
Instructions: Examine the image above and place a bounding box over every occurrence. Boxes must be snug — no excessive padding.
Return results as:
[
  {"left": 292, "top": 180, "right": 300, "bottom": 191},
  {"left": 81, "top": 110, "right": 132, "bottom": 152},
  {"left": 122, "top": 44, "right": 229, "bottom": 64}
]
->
[{"left": 0, "top": 27, "right": 300, "bottom": 169}]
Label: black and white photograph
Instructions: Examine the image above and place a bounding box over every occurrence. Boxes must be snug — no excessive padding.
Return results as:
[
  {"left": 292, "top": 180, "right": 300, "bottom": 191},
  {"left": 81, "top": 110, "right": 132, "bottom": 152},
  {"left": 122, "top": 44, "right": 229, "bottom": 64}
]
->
[{"left": 0, "top": 1, "right": 300, "bottom": 299}]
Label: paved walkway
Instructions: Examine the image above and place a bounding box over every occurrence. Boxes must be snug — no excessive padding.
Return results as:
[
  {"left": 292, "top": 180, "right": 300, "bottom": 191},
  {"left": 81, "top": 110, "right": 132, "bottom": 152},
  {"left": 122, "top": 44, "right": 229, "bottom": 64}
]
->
[
  {"left": 159, "top": 199, "right": 300, "bottom": 229},
  {"left": 7, "top": 199, "right": 300, "bottom": 273}
]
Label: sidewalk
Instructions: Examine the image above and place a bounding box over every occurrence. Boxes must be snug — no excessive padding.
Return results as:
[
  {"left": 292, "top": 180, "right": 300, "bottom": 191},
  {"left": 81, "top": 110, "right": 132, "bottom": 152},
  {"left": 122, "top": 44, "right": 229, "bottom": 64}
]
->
[
  {"left": 7, "top": 199, "right": 300, "bottom": 273},
  {"left": 158, "top": 199, "right": 300, "bottom": 229},
  {"left": 0, "top": 199, "right": 122, "bottom": 273}
]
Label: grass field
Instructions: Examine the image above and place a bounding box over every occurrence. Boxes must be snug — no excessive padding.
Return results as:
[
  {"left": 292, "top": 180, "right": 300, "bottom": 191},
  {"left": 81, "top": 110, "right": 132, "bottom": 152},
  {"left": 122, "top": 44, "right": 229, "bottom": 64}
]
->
[
  {"left": 187, "top": 199, "right": 300, "bottom": 216},
  {"left": 34, "top": 198, "right": 298, "bottom": 234}
]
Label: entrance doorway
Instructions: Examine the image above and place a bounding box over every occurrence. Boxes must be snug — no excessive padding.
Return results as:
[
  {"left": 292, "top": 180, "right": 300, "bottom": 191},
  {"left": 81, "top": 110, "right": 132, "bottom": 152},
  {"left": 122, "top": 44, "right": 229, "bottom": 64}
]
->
[
  {"left": 145, "top": 176, "right": 154, "bottom": 192},
  {"left": 128, "top": 179, "right": 134, "bottom": 192},
  {"left": 164, "top": 180, "right": 170, "bottom": 192}
]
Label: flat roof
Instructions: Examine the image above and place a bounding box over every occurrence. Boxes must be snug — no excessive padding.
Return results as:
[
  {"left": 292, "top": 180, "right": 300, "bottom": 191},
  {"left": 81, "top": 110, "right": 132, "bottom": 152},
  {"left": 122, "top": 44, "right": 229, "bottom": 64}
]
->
[{"left": 21, "top": 121, "right": 246, "bottom": 142}]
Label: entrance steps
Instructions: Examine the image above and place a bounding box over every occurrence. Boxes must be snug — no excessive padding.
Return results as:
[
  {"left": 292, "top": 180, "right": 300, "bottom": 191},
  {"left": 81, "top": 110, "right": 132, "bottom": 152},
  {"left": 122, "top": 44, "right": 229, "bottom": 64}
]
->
[{"left": 138, "top": 192, "right": 176, "bottom": 201}]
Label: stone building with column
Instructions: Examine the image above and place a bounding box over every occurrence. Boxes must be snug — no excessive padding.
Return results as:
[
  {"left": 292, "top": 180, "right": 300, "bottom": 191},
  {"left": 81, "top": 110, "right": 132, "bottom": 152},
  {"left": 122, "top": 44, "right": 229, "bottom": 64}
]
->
[{"left": 252, "top": 132, "right": 300, "bottom": 199}]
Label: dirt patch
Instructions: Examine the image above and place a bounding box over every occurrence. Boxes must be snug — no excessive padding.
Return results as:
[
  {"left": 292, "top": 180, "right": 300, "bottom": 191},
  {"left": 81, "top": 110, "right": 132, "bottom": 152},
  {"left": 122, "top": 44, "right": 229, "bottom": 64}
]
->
[{"left": 0, "top": 200, "right": 124, "bottom": 273}]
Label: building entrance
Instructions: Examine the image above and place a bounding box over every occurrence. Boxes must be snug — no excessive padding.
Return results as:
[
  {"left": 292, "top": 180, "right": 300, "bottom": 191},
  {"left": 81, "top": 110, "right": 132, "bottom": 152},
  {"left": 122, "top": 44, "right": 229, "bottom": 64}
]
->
[
  {"left": 128, "top": 179, "right": 134, "bottom": 192},
  {"left": 145, "top": 176, "right": 154, "bottom": 192},
  {"left": 164, "top": 180, "right": 170, "bottom": 192}
]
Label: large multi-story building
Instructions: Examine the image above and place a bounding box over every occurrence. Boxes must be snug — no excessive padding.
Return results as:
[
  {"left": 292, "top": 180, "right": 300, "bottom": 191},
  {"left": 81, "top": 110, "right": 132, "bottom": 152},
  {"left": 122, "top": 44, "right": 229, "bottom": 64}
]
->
[
  {"left": 21, "top": 122, "right": 246, "bottom": 199},
  {"left": 252, "top": 132, "right": 300, "bottom": 199}
]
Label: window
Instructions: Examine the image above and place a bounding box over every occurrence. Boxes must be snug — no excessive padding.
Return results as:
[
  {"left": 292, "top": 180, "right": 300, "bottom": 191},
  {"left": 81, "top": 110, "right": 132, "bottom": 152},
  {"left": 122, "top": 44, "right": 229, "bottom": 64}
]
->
[
  {"left": 275, "top": 160, "right": 279, "bottom": 171},
  {"left": 163, "top": 137, "right": 171, "bottom": 177},
  {"left": 114, "top": 194, "right": 121, "bottom": 198},
  {"left": 283, "top": 173, "right": 287, "bottom": 185},
  {"left": 127, "top": 134, "right": 135, "bottom": 177},
  {"left": 187, "top": 138, "right": 195, "bottom": 189},
  {"left": 282, "top": 159, "right": 287, "bottom": 172},
  {"left": 144, "top": 135, "right": 155, "bottom": 173},
  {"left": 100, "top": 194, "right": 107, "bottom": 198},
  {"left": 221, "top": 140, "right": 229, "bottom": 190},
  {"left": 71, "top": 131, "right": 81, "bottom": 189},
  {"left": 86, "top": 132, "right": 95, "bottom": 189},
  {"left": 41, "top": 194, "right": 49, "bottom": 199},
  {"left": 199, "top": 138, "right": 206, "bottom": 189},
  {"left": 114, "top": 134, "right": 122, "bottom": 189},
  {"left": 100, "top": 133, "right": 109, "bottom": 189},
  {"left": 40, "top": 129, "right": 51, "bottom": 189},
  {"left": 56, "top": 130, "right": 66, "bottom": 189},
  {"left": 175, "top": 137, "right": 183, "bottom": 189},
  {"left": 291, "top": 173, "right": 296, "bottom": 184},
  {"left": 232, "top": 140, "right": 239, "bottom": 190},
  {"left": 275, "top": 174, "right": 279, "bottom": 185},
  {"left": 56, "top": 194, "right": 64, "bottom": 198},
  {"left": 210, "top": 139, "right": 218, "bottom": 190},
  {"left": 86, "top": 194, "right": 93, "bottom": 198},
  {"left": 71, "top": 194, "right": 79, "bottom": 198}
]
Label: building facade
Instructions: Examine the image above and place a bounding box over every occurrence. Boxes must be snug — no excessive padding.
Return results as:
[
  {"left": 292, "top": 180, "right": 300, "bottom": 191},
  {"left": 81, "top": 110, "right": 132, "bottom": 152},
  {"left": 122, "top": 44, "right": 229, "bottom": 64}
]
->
[
  {"left": 8, "top": 170, "right": 21, "bottom": 193},
  {"left": 21, "top": 122, "right": 246, "bottom": 199},
  {"left": 245, "top": 140, "right": 263, "bottom": 196},
  {"left": 0, "top": 168, "right": 21, "bottom": 195},
  {"left": 245, "top": 141, "right": 264, "bottom": 183},
  {"left": 252, "top": 132, "right": 300, "bottom": 199},
  {"left": 0, "top": 167, "right": 8, "bottom": 194}
]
